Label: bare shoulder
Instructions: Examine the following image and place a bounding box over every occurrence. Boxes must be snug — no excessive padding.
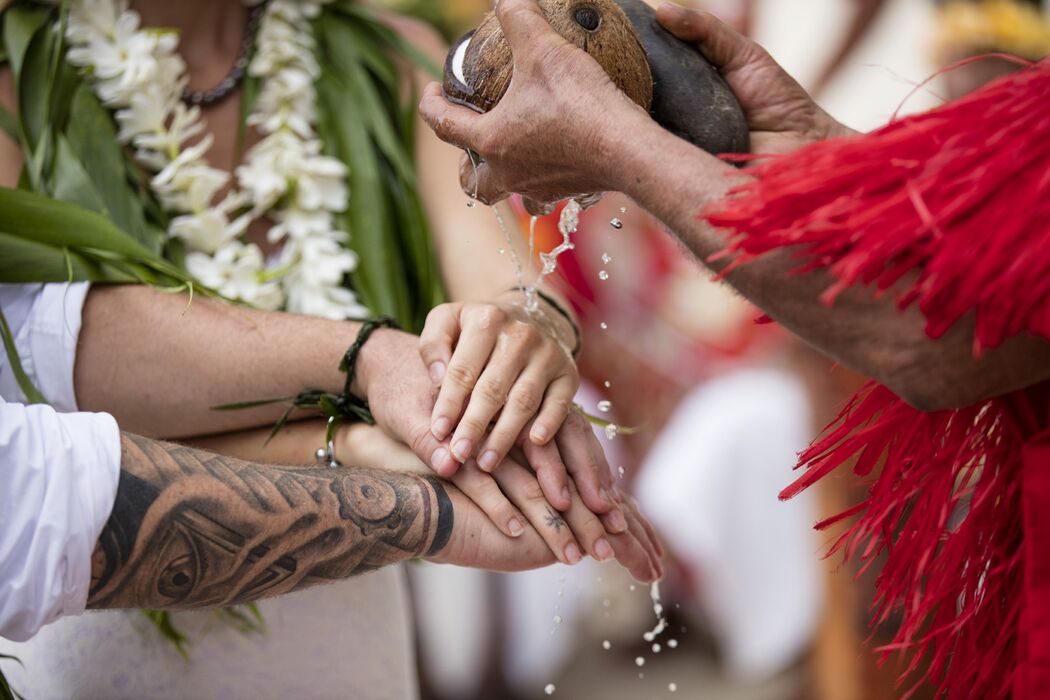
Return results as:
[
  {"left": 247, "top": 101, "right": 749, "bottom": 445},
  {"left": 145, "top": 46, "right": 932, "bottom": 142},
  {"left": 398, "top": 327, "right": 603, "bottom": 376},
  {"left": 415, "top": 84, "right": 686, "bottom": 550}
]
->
[
  {"left": 0, "top": 65, "right": 23, "bottom": 187},
  {"left": 367, "top": 5, "right": 448, "bottom": 65}
]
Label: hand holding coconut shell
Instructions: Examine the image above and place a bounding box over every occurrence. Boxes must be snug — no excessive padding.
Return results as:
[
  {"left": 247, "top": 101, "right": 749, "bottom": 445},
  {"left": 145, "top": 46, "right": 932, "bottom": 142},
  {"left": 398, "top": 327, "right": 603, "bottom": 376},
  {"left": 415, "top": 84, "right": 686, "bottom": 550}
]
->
[{"left": 420, "top": 1, "right": 847, "bottom": 209}]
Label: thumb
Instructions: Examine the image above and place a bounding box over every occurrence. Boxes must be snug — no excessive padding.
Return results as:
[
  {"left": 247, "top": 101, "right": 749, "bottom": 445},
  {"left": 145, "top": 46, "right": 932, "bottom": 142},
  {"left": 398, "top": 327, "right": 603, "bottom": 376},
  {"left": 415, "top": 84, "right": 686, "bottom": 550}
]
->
[
  {"left": 419, "top": 303, "right": 461, "bottom": 385},
  {"left": 495, "top": 0, "right": 562, "bottom": 58},
  {"left": 655, "top": 3, "right": 756, "bottom": 73}
]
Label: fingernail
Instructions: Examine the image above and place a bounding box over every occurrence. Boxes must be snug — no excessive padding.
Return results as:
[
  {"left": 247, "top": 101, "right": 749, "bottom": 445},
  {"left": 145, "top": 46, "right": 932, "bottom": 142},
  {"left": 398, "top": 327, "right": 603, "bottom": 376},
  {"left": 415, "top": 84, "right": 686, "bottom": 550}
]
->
[
  {"left": 479, "top": 450, "right": 499, "bottom": 471},
  {"left": 429, "top": 361, "right": 446, "bottom": 382},
  {"left": 530, "top": 424, "right": 549, "bottom": 443},
  {"left": 432, "top": 417, "right": 451, "bottom": 439},
  {"left": 564, "top": 543, "right": 583, "bottom": 564},
  {"left": 609, "top": 508, "right": 628, "bottom": 533},
  {"left": 431, "top": 447, "right": 449, "bottom": 472},
  {"left": 594, "top": 538, "right": 614, "bottom": 561},
  {"left": 561, "top": 486, "right": 571, "bottom": 505},
  {"left": 508, "top": 518, "right": 524, "bottom": 537},
  {"left": 600, "top": 487, "right": 614, "bottom": 506},
  {"left": 452, "top": 439, "right": 472, "bottom": 462}
]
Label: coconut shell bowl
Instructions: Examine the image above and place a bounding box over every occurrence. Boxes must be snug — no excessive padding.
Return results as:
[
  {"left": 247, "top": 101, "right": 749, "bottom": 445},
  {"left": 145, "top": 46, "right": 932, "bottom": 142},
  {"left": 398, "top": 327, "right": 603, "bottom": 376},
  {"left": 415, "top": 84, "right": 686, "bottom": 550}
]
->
[{"left": 443, "top": 0, "right": 750, "bottom": 158}]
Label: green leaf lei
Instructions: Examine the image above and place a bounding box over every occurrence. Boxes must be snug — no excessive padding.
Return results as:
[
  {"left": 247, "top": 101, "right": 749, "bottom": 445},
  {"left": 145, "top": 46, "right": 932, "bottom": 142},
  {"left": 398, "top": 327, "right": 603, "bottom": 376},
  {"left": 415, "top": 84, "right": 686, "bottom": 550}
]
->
[{"left": 0, "top": 0, "right": 444, "bottom": 684}]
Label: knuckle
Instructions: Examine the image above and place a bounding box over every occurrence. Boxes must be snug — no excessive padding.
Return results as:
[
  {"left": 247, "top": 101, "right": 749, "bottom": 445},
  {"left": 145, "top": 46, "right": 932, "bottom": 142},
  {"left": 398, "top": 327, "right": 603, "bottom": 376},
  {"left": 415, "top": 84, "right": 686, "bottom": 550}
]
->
[
  {"left": 407, "top": 423, "right": 434, "bottom": 458},
  {"left": 478, "top": 377, "right": 508, "bottom": 405},
  {"left": 543, "top": 395, "right": 573, "bottom": 420},
  {"left": 510, "top": 385, "right": 541, "bottom": 414},
  {"left": 521, "top": 479, "right": 546, "bottom": 504},
  {"left": 445, "top": 363, "right": 477, "bottom": 389}
]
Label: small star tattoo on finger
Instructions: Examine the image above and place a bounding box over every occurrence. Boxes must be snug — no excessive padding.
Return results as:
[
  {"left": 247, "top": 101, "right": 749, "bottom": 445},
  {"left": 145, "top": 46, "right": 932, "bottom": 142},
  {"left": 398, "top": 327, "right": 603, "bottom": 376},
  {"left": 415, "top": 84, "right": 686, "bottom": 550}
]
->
[{"left": 545, "top": 507, "right": 565, "bottom": 533}]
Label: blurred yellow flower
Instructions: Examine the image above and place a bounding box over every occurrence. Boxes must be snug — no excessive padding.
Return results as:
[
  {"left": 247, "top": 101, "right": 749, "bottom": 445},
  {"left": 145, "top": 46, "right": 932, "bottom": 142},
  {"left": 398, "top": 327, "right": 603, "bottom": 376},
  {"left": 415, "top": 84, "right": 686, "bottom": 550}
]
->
[{"left": 935, "top": 0, "right": 1050, "bottom": 60}]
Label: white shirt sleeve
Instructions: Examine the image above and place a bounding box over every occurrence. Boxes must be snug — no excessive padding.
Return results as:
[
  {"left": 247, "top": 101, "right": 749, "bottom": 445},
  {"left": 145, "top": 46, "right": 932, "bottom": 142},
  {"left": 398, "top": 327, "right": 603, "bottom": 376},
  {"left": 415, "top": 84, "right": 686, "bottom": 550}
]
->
[{"left": 0, "top": 283, "right": 122, "bottom": 642}]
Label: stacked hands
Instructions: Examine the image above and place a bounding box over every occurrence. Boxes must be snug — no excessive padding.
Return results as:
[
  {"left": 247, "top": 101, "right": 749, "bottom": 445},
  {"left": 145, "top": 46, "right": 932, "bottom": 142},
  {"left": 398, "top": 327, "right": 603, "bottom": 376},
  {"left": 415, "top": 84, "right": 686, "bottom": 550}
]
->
[
  {"left": 320, "top": 0, "right": 856, "bottom": 584},
  {"left": 345, "top": 289, "right": 663, "bottom": 582}
]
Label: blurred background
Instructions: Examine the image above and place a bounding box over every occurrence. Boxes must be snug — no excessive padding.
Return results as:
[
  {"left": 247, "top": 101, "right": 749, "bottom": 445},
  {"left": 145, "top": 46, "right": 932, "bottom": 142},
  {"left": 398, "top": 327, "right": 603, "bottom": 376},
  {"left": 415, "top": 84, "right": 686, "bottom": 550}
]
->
[{"left": 378, "top": 1, "right": 1050, "bottom": 699}]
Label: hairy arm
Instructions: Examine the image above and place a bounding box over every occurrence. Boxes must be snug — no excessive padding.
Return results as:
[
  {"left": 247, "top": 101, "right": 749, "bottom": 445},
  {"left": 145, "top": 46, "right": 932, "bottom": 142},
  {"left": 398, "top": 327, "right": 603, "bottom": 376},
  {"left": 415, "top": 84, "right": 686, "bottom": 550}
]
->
[
  {"left": 88, "top": 432, "right": 453, "bottom": 610},
  {"left": 609, "top": 121, "right": 1050, "bottom": 411},
  {"left": 417, "top": 1, "right": 1050, "bottom": 411},
  {"left": 75, "top": 285, "right": 367, "bottom": 439}
]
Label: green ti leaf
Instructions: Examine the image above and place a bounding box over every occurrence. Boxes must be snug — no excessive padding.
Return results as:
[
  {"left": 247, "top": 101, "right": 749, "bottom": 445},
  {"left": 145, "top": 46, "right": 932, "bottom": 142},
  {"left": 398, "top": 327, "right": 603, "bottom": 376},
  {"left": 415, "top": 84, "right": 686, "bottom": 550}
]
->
[
  {"left": 0, "top": 653, "right": 26, "bottom": 700},
  {"left": 0, "top": 305, "right": 47, "bottom": 404}
]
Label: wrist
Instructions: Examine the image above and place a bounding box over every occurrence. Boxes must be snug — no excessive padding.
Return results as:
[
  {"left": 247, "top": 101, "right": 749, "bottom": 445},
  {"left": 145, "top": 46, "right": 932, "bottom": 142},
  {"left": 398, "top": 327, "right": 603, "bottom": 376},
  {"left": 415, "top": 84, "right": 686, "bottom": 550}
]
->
[{"left": 351, "top": 326, "right": 405, "bottom": 399}]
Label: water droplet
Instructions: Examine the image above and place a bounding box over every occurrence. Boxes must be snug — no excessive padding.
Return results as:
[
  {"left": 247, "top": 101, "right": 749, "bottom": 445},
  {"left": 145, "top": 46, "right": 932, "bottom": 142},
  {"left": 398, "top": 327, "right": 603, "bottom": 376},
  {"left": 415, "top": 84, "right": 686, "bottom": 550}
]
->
[
  {"left": 602, "top": 640, "right": 612, "bottom": 650},
  {"left": 638, "top": 673, "right": 645, "bottom": 679},
  {"left": 652, "top": 643, "right": 662, "bottom": 653},
  {"left": 635, "top": 657, "right": 646, "bottom": 667},
  {"left": 553, "top": 615, "right": 562, "bottom": 624},
  {"left": 597, "top": 400, "right": 612, "bottom": 413},
  {"left": 498, "top": 248, "right": 505, "bottom": 255},
  {"left": 604, "top": 423, "right": 619, "bottom": 440},
  {"left": 602, "top": 598, "right": 611, "bottom": 608},
  {"left": 618, "top": 465, "right": 626, "bottom": 478},
  {"left": 604, "top": 380, "right": 611, "bottom": 388},
  {"left": 619, "top": 206, "right": 627, "bottom": 214},
  {"left": 643, "top": 631, "right": 655, "bottom": 642},
  {"left": 466, "top": 199, "right": 476, "bottom": 208},
  {"left": 609, "top": 218, "right": 623, "bottom": 230},
  {"left": 654, "top": 603, "right": 664, "bottom": 616},
  {"left": 601, "top": 252, "right": 612, "bottom": 264},
  {"left": 598, "top": 270, "right": 609, "bottom": 281},
  {"left": 668, "top": 639, "right": 678, "bottom": 649},
  {"left": 629, "top": 584, "right": 637, "bottom": 592},
  {"left": 669, "top": 682, "right": 678, "bottom": 692},
  {"left": 544, "top": 683, "right": 556, "bottom": 695},
  {"left": 599, "top": 322, "right": 608, "bottom": 330}
]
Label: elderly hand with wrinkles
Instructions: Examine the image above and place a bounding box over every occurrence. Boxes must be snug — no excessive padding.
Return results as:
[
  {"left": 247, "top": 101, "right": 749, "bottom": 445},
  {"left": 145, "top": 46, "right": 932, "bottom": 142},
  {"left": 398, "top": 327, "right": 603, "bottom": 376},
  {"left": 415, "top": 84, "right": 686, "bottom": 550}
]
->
[{"left": 417, "top": 0, "right": 853, "bottom": 208}]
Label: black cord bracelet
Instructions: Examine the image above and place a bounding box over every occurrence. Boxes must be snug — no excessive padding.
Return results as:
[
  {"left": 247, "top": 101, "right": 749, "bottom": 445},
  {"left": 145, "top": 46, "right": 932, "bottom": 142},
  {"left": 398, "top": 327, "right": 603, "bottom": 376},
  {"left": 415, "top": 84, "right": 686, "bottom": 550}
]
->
[
  {"left": 213, "top": 316, "right": 402, "bottom": 446},
  {"left": 340, "top": 316, "right": 400, "bottom": 400},
  {"left": 510, "top": 286, "right": 582, "bottom": 357}
]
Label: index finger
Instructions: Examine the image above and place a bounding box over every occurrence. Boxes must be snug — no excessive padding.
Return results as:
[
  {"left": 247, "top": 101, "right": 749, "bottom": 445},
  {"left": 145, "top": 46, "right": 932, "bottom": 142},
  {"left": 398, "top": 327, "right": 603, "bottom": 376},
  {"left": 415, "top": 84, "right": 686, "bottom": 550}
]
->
[
  {"left": 419, "top": 81, "right": 486, "bottom": 152},
  {"left": 495, "top": 0, "right": 560, "bottom": 55}
]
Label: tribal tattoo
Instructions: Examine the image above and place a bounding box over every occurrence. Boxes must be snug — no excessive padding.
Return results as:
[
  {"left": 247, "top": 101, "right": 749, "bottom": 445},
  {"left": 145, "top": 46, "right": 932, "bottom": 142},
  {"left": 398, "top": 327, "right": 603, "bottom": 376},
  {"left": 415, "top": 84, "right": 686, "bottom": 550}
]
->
[{"left": 88, "top": 433, "right": 453, "bottom": 610}]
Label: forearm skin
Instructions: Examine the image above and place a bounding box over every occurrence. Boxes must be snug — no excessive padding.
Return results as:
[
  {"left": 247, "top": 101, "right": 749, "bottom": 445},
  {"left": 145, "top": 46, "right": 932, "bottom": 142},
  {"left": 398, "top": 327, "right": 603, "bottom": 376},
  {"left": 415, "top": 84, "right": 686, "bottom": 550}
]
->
[
  {"left": 88, "top": 433, "right": 452, "bottom": 610},
  {"left": 608, "top": 118, "right": 1050, "bottom": 409},
  {"left": 75, "top": 285, "right": 362, "bottom": 439}
]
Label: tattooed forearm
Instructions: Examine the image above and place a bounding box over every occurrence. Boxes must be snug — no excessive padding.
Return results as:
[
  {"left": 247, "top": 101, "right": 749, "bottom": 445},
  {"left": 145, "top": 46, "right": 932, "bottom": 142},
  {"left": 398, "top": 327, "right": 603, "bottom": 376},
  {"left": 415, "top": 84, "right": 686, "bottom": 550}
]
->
[{"left": 88, "top": 433, "right": 454, "bottom": 610}]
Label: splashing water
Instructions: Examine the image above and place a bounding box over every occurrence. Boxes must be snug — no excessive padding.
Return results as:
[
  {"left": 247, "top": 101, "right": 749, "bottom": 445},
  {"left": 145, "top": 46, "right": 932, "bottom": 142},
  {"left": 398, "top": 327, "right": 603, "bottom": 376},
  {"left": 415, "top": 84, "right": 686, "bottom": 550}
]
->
[
  {"left": 597, "top": 400, "right": 612, "bottom": 413},
  {"left": 601, "top": 252, "right": 612, "bottom": 264},
  {"left": 602, "top": 640, "right": 612, "bottom": 650},
  {"left": 667, "top": 639, "right": 678, "bottom": 649},
  {"left": 525, "top": 199, "right": 581, "bottom": 313},
  {"left": 669, "top": 682, "right": 678, "bottom": 692},
  {"left": 598, "top": 270, "right": 609, "bottom": 281},
  {"left": 490, "top": 203, "right": 527, "bottom": 293},
  {"left": 635, "top": 657, "right": 646, "bottom": 667},
  {"left": 604, "top": 423, "right": 619, "bottom": 440},
  {"left": 643, "top": 582, "right": 669, "bottom": 643},
  {"left": 618, "top": 465, "right": 626, "bottom": 478},
  {"left": 600, "top": 322, "right": 608, "bottom": 330},
  {"left": 466, "top": 150, "right": 481, "bottom": 208},
  {"left": 604, "top": 380, "right": 611, "bottom": 388},
  {"left": 544, "top": 683, "right": 556, "bottom": 695},
  {"left": 609, "top": 218, "right": 623, "bottom": 230}
]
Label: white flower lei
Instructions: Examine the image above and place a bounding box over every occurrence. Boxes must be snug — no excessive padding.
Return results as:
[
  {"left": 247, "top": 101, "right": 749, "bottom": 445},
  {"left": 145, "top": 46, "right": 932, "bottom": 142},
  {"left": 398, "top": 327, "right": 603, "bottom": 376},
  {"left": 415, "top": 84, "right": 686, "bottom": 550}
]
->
[{"left": 64, "top": 0, "right": 368, "bottom": 319}]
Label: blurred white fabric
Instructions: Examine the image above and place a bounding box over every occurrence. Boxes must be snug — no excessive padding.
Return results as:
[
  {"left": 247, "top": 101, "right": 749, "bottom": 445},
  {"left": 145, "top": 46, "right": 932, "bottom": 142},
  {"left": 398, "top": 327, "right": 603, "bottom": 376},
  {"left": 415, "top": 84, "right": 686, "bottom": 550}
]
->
[{"left": 635, "top": 368, "right": 822, "bottom": 680}]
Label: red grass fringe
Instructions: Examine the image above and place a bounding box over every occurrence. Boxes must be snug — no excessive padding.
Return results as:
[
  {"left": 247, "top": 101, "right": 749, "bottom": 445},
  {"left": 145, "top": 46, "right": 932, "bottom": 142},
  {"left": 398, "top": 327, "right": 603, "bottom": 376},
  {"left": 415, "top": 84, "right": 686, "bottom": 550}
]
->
[
  {"left": 701, "top": 59, "right": 1050, "bottom": 698},
  {"left": 706, "top": 58, "right": 1050, "bottom": 354}
]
